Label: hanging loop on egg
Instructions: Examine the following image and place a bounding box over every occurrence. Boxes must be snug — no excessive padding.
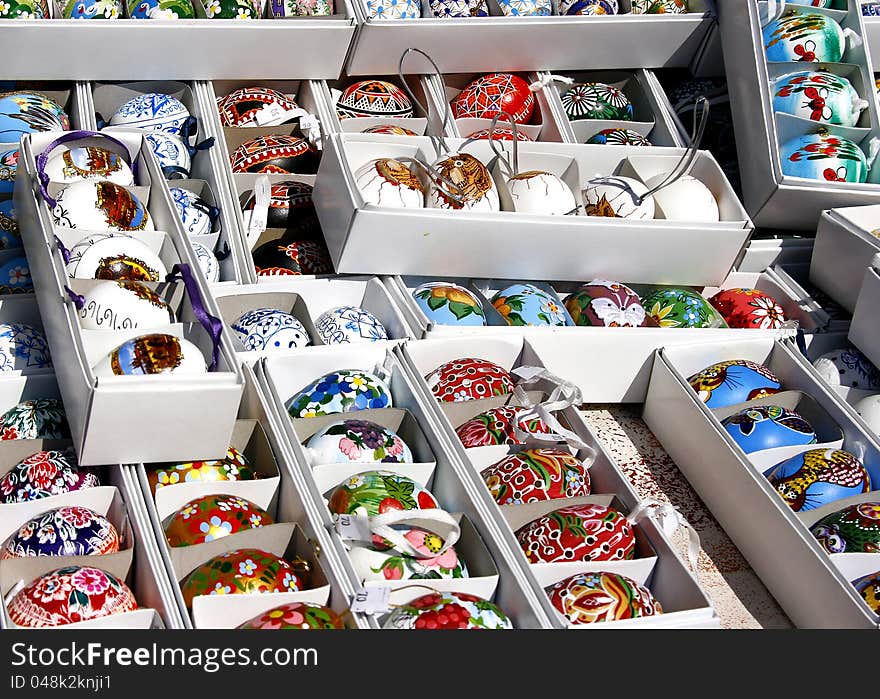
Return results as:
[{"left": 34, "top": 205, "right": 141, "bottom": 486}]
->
[
  {"left": 393, "top": 155, "right": 465, "bottom": 206},
  {"left": 397, "top": 47, "right": 454, "bottom": 157},
  {"left": 528, "top": 73, "right": 575, "bottom": 92},
  {"left": 487, "top": 111, "right": 520, "bottom": 178}
]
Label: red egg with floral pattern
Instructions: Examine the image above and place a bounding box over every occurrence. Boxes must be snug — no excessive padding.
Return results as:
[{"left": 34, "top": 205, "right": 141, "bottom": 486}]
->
[
  {"left": 2, "top": 506, "right": 119, "bottom": 559},
  {"left": 482, "top": 448, "right": 591, "bottom": 505},
  {"left": 164, "top": 494, "right": 274, "bottom": 547},
  {"left": 547, "top": 571, "right": 662, "bottom": 625},
  {"left": 456, "top": 406, "right": 553, "bottom": 447},
  {"left": 709, "top": 288, "right": 787, "bottom": 330},
  {"left": 0, "top": 449, "right": 98, "bottom": 503},
  {"left": 237, "top": 601, "right": 345, "bottom": 629},
  {"left": 146, "top": 446, "right": 257, "bottom": 494},
  {"left": 425, "top": 358, "right": 514, "bottom": 402},
  {"left": 451, "top": 73, "right": 535, "bottom": 124}
]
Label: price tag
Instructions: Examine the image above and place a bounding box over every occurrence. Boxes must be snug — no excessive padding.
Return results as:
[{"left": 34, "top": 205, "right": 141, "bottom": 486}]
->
[
  {"left": 334, "top": 513, "right": 373, "bottom": 542},
  {"left": 246, "top": 175, "right": 270, "bottom": 246},
  {"left": 254, "top": 104, "right": 308, "bottom": 127},
  {"left": 349, "top": 586, "right": 391, "bottom": 615}
]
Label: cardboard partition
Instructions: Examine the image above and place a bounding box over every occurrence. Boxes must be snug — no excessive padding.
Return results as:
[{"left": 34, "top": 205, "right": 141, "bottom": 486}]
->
[{"left": 849, "top": 258, "right": 880, "bottom": 371}]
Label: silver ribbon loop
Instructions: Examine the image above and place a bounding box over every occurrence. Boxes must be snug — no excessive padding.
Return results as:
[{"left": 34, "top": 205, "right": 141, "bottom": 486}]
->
[
  {"left": 398, "top": 47, "right": 454, "bottom": 157},
  {"left": 627, "top": 498, "right": 701, "bottom": 573},
  {"left": 335, "top": 508, "right": 461, "bottom": 559},
  {"left": 487, "top": 112, "right": 521, "bottom": 178},
  {"left": 528, "top": 73, "right": 575, "bottom": 91}
]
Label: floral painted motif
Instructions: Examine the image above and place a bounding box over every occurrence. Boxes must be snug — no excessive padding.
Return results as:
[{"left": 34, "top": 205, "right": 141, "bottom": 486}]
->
[
  {"left": 482, "top": 448, "right": 591, "bottom": 505},
  {"left": 687, "top": 360, "right": 781, "bottom": 408},
  {"left": 640, "top": 287, "right": 727, "bottom": 328},
  {"left": 721, "top": 405, "right": 816, "bottom": 454},
  {"left": 708, "top": 288, "right": 788, "bottom": 330},
  {"left": 565, "top": 280, "right": 651, "bottom": 327},
  {"left": 813, "top": 348, "right": 880, "bottom": 390},
  {"left": 455, "top": 406, "right": 553, "bottom": 447},
  {"left": 781, "top": 132, "right": 867, "bottom": 183},
  {"left": 109, "top": 93, "right": 189, "bottom": 134},
  {"left": 810, "top": 502, "right": 880, "bottom": 554},
  {"left": 491, "top": 283, "right": 570, "bottom": 327},
  {"left": 305, "top": 419, "right": 413, "bottom": 465},
  {"left": 356, "top": 528, "right": 468, "bottom": 581},
  {"left": 328, "top": 470, "right": 438, "bottom": 517},
  {"left": 285, "top": 369, "right": 392, "bottom": 418},
  {"left": 412, "top": 282, "right": 486, "bottom": 326},
  {"left": 0, "top": 322, "right": 51, "bottom": 371},
  {"left": 425, "top": 358, "right": 514, "bottom": 402},
  {"left": 0, "top": 449, "right": 98, "bottom": 504},
  {"left": 766, "top": 448, "right": 870, "bottom": 512},
  {"left": 382, "top": 592, "right": 512, "bottom": 629},
  {"left": 0, "top": 398, "right": 69, "bottom": 440},
  {"left": 169, "top": 187, "right": 212, "bottom": 236},
  {"left": 164, "top": 494, "right": 273, "bottom": 547},
  {"left": 315, "top": 306, "right": 388, "bottom": 344},
  {"left": 429, "top": 0, "right": 487, "bottom": 17},
  {"left": 772, "top": 70, "right": 865, "bottom": 126},
  {"left": 147, "top": 446, "right": 256, "bottom": 494},
  {"left": 232, "top": 308, "right": 311, "bottom": 352},
  {"left": 630, "top": 0, "right": 685, "bottom": 12},
  {"left": 270, "top": 0, "right": 331, "bottom": 15},
  {"left": 0, "top": 0, "right": 44, "bottom": 17},
  {"left": 238, "top": 602, "right": 345, "bottom": 629},
  {"left": 2, "top": 506, "right": 119, "bottom": 559},
  {"left": 547, "top": 571, "right": 662, "bottom": 625},
  {"left": 560, "top": 82, "right": 633, "bottom": 121}
]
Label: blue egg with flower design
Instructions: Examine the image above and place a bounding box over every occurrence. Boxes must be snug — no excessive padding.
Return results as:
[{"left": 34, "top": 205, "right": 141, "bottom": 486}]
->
[
  {"left": 2, "top": 506, "right": 120, "bottom": 558},
  {"left": 231, "top": 308, "right": 311, "bottom": 352},
  {"left": 489, "top": 283, "right": 572, "bottom": 327},
  {"left": 0, "top": 256, "right": 33, "bottom": 294},
  {"left": 285, "top": 369, "right": 392, "bottom": 419},
  {"left": 721, "top": 405, "right": 817, "bottom": 454},
  {"left": 314, "top": 306, "right": 388, "bottom": 345}
]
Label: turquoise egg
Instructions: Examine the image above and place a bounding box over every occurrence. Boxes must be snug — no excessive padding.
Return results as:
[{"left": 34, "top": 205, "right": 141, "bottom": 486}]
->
[
  {"left": 412, "top": 282, "right": 486, "bottom": 327},
  {"left": 763, "top": 11, "right": 845, "bottom": 63},
  {"left": 285, "top": 369, "right": 392, "bottom": 419},
  {"left": 722, "top": 405, "right": 817, "bottom": 454},
  {"left": 490, "top": 283, "right": 572, "bottom": 327},
  {"left": 772, "top": 71, "right": 865, "bottom": 127},
  {"left": 781, "top": 132, "right": 867, "bottom": 183}
]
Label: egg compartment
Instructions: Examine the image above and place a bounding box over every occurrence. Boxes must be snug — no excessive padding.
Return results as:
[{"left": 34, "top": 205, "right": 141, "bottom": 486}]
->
[
  {"left": 847, "top": 255, "right": 880, "bottom": 372},
  {"left": 795, "top": 330, "right": 880, "bottom": 406},
  {"left": 0, "top": 296, "right": 52, "bottom": 375},
  {"left": 391, "top": 275, "right": 506, "bottom": 336}
]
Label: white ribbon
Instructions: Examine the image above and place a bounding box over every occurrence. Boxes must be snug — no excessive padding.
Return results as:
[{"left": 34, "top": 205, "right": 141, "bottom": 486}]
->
[
  {"left": 299, "top": 114, "right": 323, "bottom": 150},
  {"left": 851, "top": 94, "right": 870, "bottom": 125},
  {"left": 627, "top": 498, "right": 701, "bottom": 573},
  {"left": 867, "top": 137, "right": 880, "bottom": 169},
  {"left": 529, "top": 73, "right": 575, "bottom": 92},
  {"left": 246, "top": 174, "right": 270, "bottom": 246},
  {"left": 760, "top": 0, "right": 785, "bottom": 27},
  {"left": 844, "top": 28, "right": 863, "bottom": 51},
  {"left": 334, "top": 508, "right": 461, "bottom": 559}
]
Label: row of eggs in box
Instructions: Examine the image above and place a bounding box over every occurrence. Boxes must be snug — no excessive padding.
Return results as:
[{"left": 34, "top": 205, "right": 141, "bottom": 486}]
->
[
  {"left": 364, "top": 0, "right": 688, "bottom": 20},
  {"left": 0, "top": 0, "right": 338, "bottom": 19}
]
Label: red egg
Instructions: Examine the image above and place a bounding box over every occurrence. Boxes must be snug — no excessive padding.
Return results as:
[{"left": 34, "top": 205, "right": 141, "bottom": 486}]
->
[
  {"left": 424, "top": 357, "right": 514, "bottom": 402},
  {"left": 456, "top": 406, "right": 552, "bottom": 447},
  {"left": 547, "top": 571, "right": 662, "bottom": 625},
  {"left": 482, "top": 448, "right": 591, "bottom": 504},
  {"left": 164, "top": 494, "right": 273, "bottom": 547},
  {"left": 452, "top": 73, "right": 535, "bottom": 124},
  {"left": 466, "top": 127, "right": 532, "bottom": 142},
  {"left": 709, "top": 288, "right": 787, "bottom": 330}
]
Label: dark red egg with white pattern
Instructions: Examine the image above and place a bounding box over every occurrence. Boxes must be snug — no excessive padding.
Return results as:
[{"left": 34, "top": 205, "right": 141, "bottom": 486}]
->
[
  {"left": 456, "top": 406, "right": 552, "bottom": 447},
  {"left": 424, "top": 357, "right": 514, "bottom": 402},
  {"left": 164, "top": 494, "right": 274, "bottom": 547},
  {"left": 451, "top": 73, "right": 535, "bottom": 124},
  {"left": 230, "top": 134, "right": 318, "bottom": 174},
  {"left": 466, "top": 126, "right": 532, "bottom": 142},
  {"left": 252, "top": 238, "right": 333, "bottom": 276},
  {"left": 0, "top": 449, "right": 98, "bottom": 504},
  {"left": 482, "top": 448, "right": 591, "bottom": 504},
  {"left": 708, "top": 288, "right": 787, "bottom": 330}
]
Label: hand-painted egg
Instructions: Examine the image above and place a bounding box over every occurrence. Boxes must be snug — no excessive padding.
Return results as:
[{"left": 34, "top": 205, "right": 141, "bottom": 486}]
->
[
  {"left": 204, "top": 0, "right": 259, "bottom": 16},
  {"left": 764, "top": 11, "right": 845, "bottom": 63},
  {"left": 191, "top": 241, "right": 220, "bottom": 283},
  {"left": 810, "top": 502, "right": 880, "bottom": 554},
  {"left": 587, "top": 128, "right": 651, "bottom": 146},
  {"left": 349, "top": 528, "right": 468, "bottom": 581},
  {"left": 0, "top": 0, "right": 44, "bottom": 16},
  {"left": 164, "top": 494, "right": 273, "bottom": 547},
  {"left": 465, "top": 126, "right": 532, "bottom": 141},
  {"left": 0, "top": 449, "right": 97, "bottom": 504},
  {"left": 772, "top": 70, "right": 865, "bottom": 127},
  {"left": 425, "top": 357, "right": 514, "bottom": 402},
  {"left": 564, "top": 279, "right": 652, "bottom": 327},
  {"left": 765, "top": 448, "right": 870, "bottom": 512},
  {"left": 143, "top": 131, "right": 191, "bottom": 178},
  {"left": 643, "top": 174, "right": 720, "bottom": 222},
  {"left": 285, "top": 369, "right": 392, "bottom": 418},
  {"left": 0, "top": 91, "right": 69, "bottom": 142},
  {"left": 110, "top": 93, "right": 190, "bottom": 135},
  {"left": 687, "top": 360, "right": 782, "bottom": 408},
  {"left": 230, "top": 135, "right": 318, "bottom": 174},
  {"left": 787, "top": 0, "right": 833, "bottom": 6},
  {"left": 0, "top": 256, "right": 31, "bottom": 292},
  {"left": 217, "top": 87, "right": 301, "bottom": 128},
  {"left": 855, "top": 395, "right": 880, "bottom": 435},
  {"left": 169, "top": 187, "right": 212, "bottom": 237},
  {"left": 559, "top": 0, "right": 616, "bottom": 14},
  {"left": 782, "top": 131, "right": 867, "bottom": 183},
  {"left": 328, "top": 470, "right": 438, "bottom": 515},
  {"left": 52, "top": 181, "right": 153, "bottom": 232},
  {"left": 721, "top": 405, "right": 817, "bottom": 454},
  {"left": 7, "top": 566, "right": 136, "bottom": 627},
  {"left": 630, "top": 0, "right": 686, "bottom": 12},
  {"left": 0, "top": 148, "right": 17, "bottom": 195},
  {"left": 0, "top": 322, "right": 51, "bottom": 371},
  {"left": 412, "top": 282, "right": 486, "bottom": 326},
  {"left": 456, "top": 406, "right": 552, "bottom": 447},
  {"left": 127, "top": 0, "right": 196, "bottom": 17},
  {"left": 305, "top": 419, "right": 413, "bottom": 465},
  {"left": 336, "top": 80, "right": 414, "bottom": 119},
  {"left": 640, "top": 287, "right": 728, "bottom": 328},
  {"left": 429, "top": 152, "right": 499, "bottom": 211},
  {"left": 516, "top": 503, "right": 636, "bottom": 563},
  {"left": 147, "top": 446, "right": 256, "bottom": 493},
  {"left": 365, "top": 0, "right": 419, "bottom": 17},
  {"left": 354, "top": 158, "right": 425, "bottom": 208},
  {"left": 44, "top": 147, "right": 134, "bottom": 187},
  {"left": 482, "top": 448, "right": 591, "bottom": 504},
  {"left": 506, "top": 170, "right": 577, "bottom": 215},
  {"left": 430, "top": 0, "right": 487, "bottom": 17},
  {"left": 232, "top": 308, "right": 311, "bottom": 351},
  {"left": 252, "top": 238, "right": 334, "bottom": 276},
  {"left": 61, "top": 0, "right": 122, "bottom": 16},
  {"left": 0, "top": 198, "right": 18, "bottom": 247},
  {"left": 66, "top": 233, "right": 167, "bottom": 282},
  {"left": 2, "top": 506, "right": 119, "bottom": 559},
  {"left": 382, "top": 591, "right": 512, "bottom": 629},
  {"left": 853, "top": 571, "right": 880, "bottom": 613},
  {"left": 238, "top": 601, "right": 345, "bottom": 629},
  {"left": 181, "top": 549, "right": 305, "bottom": 608},
  {"left": 582, "top": 175, "right": 654, "bottom": 219},
  {"left": 496, "top": 0, "right": 550, "bottom": 15},
  {"left": 491, "top": 283, "right": 571, "bottom": 327},
  {"left": 709, "top": 288, "right": 787, "bottom": 330},
  {"left": 243, "top": 180, "right": 317, "bottom": 233},
  {"left": 547, "top": 571, "right": 662, "bottom": 625},
  {"left": 451, "top": 73, "right": 535, "bottom": 124},
  {"left": 0, "top": 399, "right": 68, "bottom": 440},
  {"left": 315, "top": 306, "right": 388, "bottom": 344},
  {"left": 270, "top": 0, "right": 332, "bottom": 15},
  {"left": 560, "top": 82, "right": 633, "bottom": 121},
  {"left": 92, "top": 333, "right": 207, "bottom": 377},
  {"left": 362, "top": 124, "right": 418, "bottom": 136},
  {"left": 78, "top": 280, "right": 174, "bottom": 331},
  {"left": 813, "top": 348, "right": 880, "bottom": 390}
]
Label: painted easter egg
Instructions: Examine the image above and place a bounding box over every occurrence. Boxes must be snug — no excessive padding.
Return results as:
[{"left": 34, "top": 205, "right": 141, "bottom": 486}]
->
[
  {"left": 560, "top": 82, "right": 633, "bottom": 121},
  {"left": 66, "top": 233, "right": 167, "bottom": 282},
  {"left": 782, "top": 131, "right": 867, "bottom": 183},
  {"left": 813, "top": 347, "right": 880, "bottom": 390},
  {"left": 230, "top": 135, "right": 319, "bottom": 174},
  {"left": 164, "top": 494, "right": 273, "bottom": 547},
  {"left": 232, "top": 308, "right": 311, "bottom": 352},
  {"left": 630, "top": 0, "right": 686, "bottom": 11},
  {"left": 587, "top": 128, "right": 651, "bottom": 146},
  {"left": 0, "top": 148, "right": 17, "bottom": 195},
  {"left": 44, "top": 146, "right": 134, "bottom": 187},
  {"left": 362, "top": 124, "right": 418, "bottom": 136},
  {"left": 547, "top": 571, "right": 662, "bottom": 625},
  {"left": 465, "top": 126, "right": 532, "bottom": 141},
  {"left": 78, "top": 280, "right": 174, "bottom": 331},
  {"left": 305, "top": 419, "right": 413, "bottom": 465},
  {"left": 456, "top": 406, "right": 552, "bottom": 447},
  {"left": 365, "top": 0, "right": 419, "bottom": 17},
  {"left": 482, "top": 448, "right": 591, "bottom": 505},
  {"left": 336, "top": 80, "right": 414, "bottom": 119},
  {"left": 765, "top": 448, "right": 870, "bottom": 512},
  {"left": 496, "top": 0, "right": 550, "bottom": 15},
  {"left": 349, "top": 528, "right": 468, "bottom": 582},
  {"left": 0, "top": 199, "right": 18, "bottom": 249},
  {"left": 242, "top": 180, "right": 318, "bottom": 234},
  {"left": 314, "top": 306, "right": 388, "bottom": 345},
  {"left": 582, "top": 175, "right": 655, "bottom": 219},
  {"left": 169, "top": 187, "right": 212, "bottom": 237},
  {"left": 217, "top": 87, "right": 302, "bottom": 127},
  {"left": 110, "top": 93, "right": 190, "bottom": 135},
  {"left": 60, "top": 0, "right": 122, "bottom": 16},
  {"left": 451, "top": 73, "right": 535, "bottom": 124},
  {"left": 52, "top": 181, "right": 153, "bottom": 232},
  {"left": 853, "top": 571, "right": 880, "bottom": 613},
  {"left": 285, "top": 369, "right": 392, "bottom": 418},
  {"left": 7, "top": 566, "right": 136, "bottom": 627},
  {"left": 429, "top": 152, "right": 499, "bottom": 211},
  {"left": 0, "top": 91, "right": 69, "bottom": 142},
  {"left": 383, "top": 591, "right": 512, "bottom": 629},
  {"left": 772, "top": 70, "right": 865, "bottom": 127},
  {"left": 2, "top": 506, "right": 119, "bottom": 559},
  {"left": 763, "top": 11, "right": 845, "bottom": 63},
  {"left": 810, "top": 502, "right": 880, "bottom": 554},
  {"left": 425, "top": 357, "right": 514, "bottom": 402},
  {"left": 506, "top": 171, "right": 577, "bottom": 215},
  {"left": 640, "top": 287, "right": 728, "bottom": 328},
  {"left": 270, "top": 0, "right": 332, "bottom": 15},
  {"left": 92, "top": 333, "right": 207, "bottom": 377},
  {"left": 0, "top": 0, "right": 44, "bottom": 17},
  {"left": 128, "top": 0, "right": 196, "bottom": 17},
  {"left": 0, "top": 322, "right": 51, "bottom": 371},
  {"left": 564, "top": 279, "right": 652, "bottom": 328},
  {"left": 0, "top": 399, "right": 68, "bottom": 440},
  {"left": 722, "top": 405, "right": 817, "bottom": 454},
  {"left": 238, "top": 602, "right": 345, "bottom": 629},
  {"left": 0, "top": 256, "right": 31, "bottom": 292},
  {"left": 412, "top": 282, "right": 486, "bottom": 327},
  {"left": 516, "top": 503, "right": 636, "bottom": 563},
  {"left": 0, "top": 449, "right": 98, "bottom": 504},
  {"left": 559, "top": 0, "right": 616, "bottom": 14},
  {"left": 146, "top": 446, "right": 256, "bottom": 494},
  {"left": 491, "top": 283, "right": 571, "bottom": 327},
  {"left": 252, "top": 238, "right": 334, "bottom": 276},
  {"left": 855, "top": 395, "right": 880, "bottom": 437},
  {"left": 328, "top": 470, "right": 438, "bottom": 517},
  {"left": 143, "top": 131, "right": 191, "bottom": 178},
  {"left": 205, "top": 0, "right": 259, "bottom": 16},
  {"left": 354, "top": 158, "right": 425, "bottom": 208},
  {"left": 181, "top": 549, "right": 305, "bottom": 608},
  {"left": 191, "top": 241, "right": 220, "bottom": 283},
  {"left": 429, "top": 0, "right": 487, "bottom": 17},
  {"left": 687, "top": 360, "right": 782, "bottom": 408},
  {"left": 709, "top": 288, "right": 787, "bottom": 330},
  {"left": 643, "top": 174, "right": 720, "bottom": 222}
]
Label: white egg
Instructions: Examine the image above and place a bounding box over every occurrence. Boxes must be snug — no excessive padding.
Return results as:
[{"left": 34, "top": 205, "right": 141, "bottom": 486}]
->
[
  {"left": 43, "top": 146, "right": 135, "bottom": 187},
  {"left": 232, "top": 308, "right": 311, "bottom": 351},
  {"left": 506, "top": 170, "right": 576, "bottom": 215},
  {"left": 52, "top": 180, "right": 154, "bottom": 232},
  {"left": 92, "top": 333, "right": 206, "bottom": 377},
  {"left": 643, "top": 173, "right": 720, "bottom": 222},
  {"left": 0, "top": 322, "right": 51, "bottom": 371},
  {"left": 354, "top": 158, "right": 425, "bottom": 208},
  {"left": 314, "top": 305, "right": 388, "bottom": 344},
  {"left": 855, "top": 394, "right": 880, "bottom": 435},
  {"left": 429, "top": 152, "right": 500, "bottom": 212},
  {"left": 582, "top": 175, "right": 655, "bottom": 219},
  {"left": 78, "top": 280, "right": 175, "bottom": 331},
  {"left": 143, "top": 132, "right": 191, "bottom": 178},
  {"left": 169, "top": 187, "right": 212, "bottom": 236},
  {"left": 813, "top": 348, "right": 880, "bottom": 390},
  {"left": 66, "top": 232, "right": 168, "bottom": 282},
  {"left": 190, "top": 241, "right": 220, "bottom": 283}
]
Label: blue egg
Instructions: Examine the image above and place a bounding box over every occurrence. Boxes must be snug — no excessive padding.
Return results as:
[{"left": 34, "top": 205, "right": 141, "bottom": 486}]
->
[
  {"left": 2, "top": 506, "right": 119, "bottom": 558},
  {"left": 490, "top": 283, "right": 572, "bottom": 327},
  {"left": 765, "top": 448, "right": 870, "bottom": 512},
  {"left": 231, "top": 308, "right": 311, "bottom": 352},
  {"left": 0, "top": 148, "right": 17, "bottom": 195},
  {"left": 687, "top": 360, "right": 782, "bottom": 409},
  {"left": 722, "top": 405, "right": 817, "bottom": 454},
  {"left": 497, "top": 0, "right": 551, "bottom": 15},
  {"left": 0, "top": 322, "right": 51, "bottom": 370},
  {"left": 0, "top": 199, "right": 20, "bottom": 250},
  {"left": 780, "top": 132, "right": 867, "bottom": 183},
  {"left": 143, "top": 132, "right": 191, "bottom": 177},
  {"left": 0, "top": 92, "right": 70, "bottom": 143},
  {"left": 169, "top": 187, "right": 211, "bottom": 236},
  {"left": 412, "top": 282, "right": 486, "bottom": 327},
  {"left": 0, "top": 255, "right": 32, "bottom": 294},
  {"left": 285, "top": 369, "right": 392, "bottom": 419}
]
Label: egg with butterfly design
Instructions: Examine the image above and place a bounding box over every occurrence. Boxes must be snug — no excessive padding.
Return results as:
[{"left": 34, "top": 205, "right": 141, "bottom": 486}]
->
[{"left": 565, "top": 280, "right": 653, "bottom": 328}]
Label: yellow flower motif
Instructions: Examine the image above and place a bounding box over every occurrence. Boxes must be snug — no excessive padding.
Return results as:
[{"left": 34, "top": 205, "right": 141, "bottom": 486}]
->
[{"left": 648, "top": 302, "right": 679, "bottom": 328}]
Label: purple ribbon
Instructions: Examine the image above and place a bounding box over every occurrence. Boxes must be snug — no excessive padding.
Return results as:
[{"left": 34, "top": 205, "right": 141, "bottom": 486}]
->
[
  {"left": 54, "top": 235, "right": 71, "bottom": 264},
  {"left": 164, "top": 262, "right": 222, "bottom": 372},
  {"left": 64, "top": 285, "right": 85, "bottom": 310}
]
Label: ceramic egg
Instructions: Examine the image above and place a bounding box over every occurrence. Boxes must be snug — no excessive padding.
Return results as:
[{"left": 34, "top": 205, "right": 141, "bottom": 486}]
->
[
  {"left": 687, "top": 360, "right": 782, "bottom": 408},
  {"left": 0, "top": 0, "right": 43, "bottom": 16},
  {"left": 231, "top": 308, "right": 311, "bottom": 352},
  {"left": 565, "top": 279, "right": 653, "bottom": 328},
  {"left": 181, "top": 549, "right": 305, "bottom": 608},
  {"left": 2, "top": 506, "right": 119, "bottom": 559},
  {"left": 0, "top": 256, "right": 31, "bottom": 292},
  {"left": 465, "top": 126, "right": 532, "bottom": 141},
  {"left": 336, "top": 80, "right": 414, "bottom": 119},
  {"left": 582, "top": 175, "right": 655, "bottom": 219},
  {"left": 516, "top": 503, "right": 636, "bottom": 563},
  {"left": 587, "top": 128, "right": 652, "bottom": 146},
  {"left": 110, "top": 93, "right": 189, "bottom": 134},
  {"left": 270, "top": 0, "right": 332, "bottom": 15},
  {"left": 7, "top": 566, "right": 136, "bottom": 627},
  {"left": 328, "top": 470, "right": 438, "bottom": 520},
  {"left": 0, "top": 91, "right": 69, "bottom": 143},
  {"left": 252, "top": 238, "right": 334, "bottom": 276},
  {"left": 52, "top": 181, "right": 153, "bottom": 232},
  {"left": 425, "top": 357, "right": 514, "bottom": 402},
  {"left": 490, "top": 283, "right": 570, "bottom": 327},
  {"left": 44, "top": 146, "right": 134, "bottom": 187},
  {"left": 0, "top": 322, "right": 51, "bottom": 371},
  {"left": 643, "top": 174, "right": 720, "bottom": 222},
  {"left": 782, "top": 131, "right": 867, "bottom": 183},
  {"left": 412, "top": 282, "right": 486, "bottom": 326},
  {"left": 191, "top": 241, "right": 220, "bottom": 283},
  {"left": 640, "top": 287, "right": 728, "bottom": 328},
  {"left": 365, "top": 0, "right": 419, "bottom": 17},
  {"left": 315, "top": 306, "right": 388, "bottom": 344},
  {"left": 0, "top": 398, "right": 68, "bottom": 440},
  {"left": 65, "top": 233, "right": 167, "bottom": 282},
  {"left": 217, "top": 86, "right": 301, "bottom": 127},
  {"left": 853, "top": 571, "right": 880, "bottom": 613},
  {"left": 855, "top": 394, "right": 880, "bottom": 435},
  {"left": 709, "top": 288, "right": 787, "bottom": 330},
  {"left": 92, "top": 333, "right": 207, "bottom": 377},
  {"left": 143, "top": 131, "right": 192, "bottom": 178},
  {"left": 285, "top": 369, "right": 392, "bottom": 418},
  {"left": 496, "top": 0, "right": 550, "bottom": 15},
  {"left": 867, "top": 2, "right": 880, "bottom": 16},
  {"left": 482, "top": 448, "right": 591, "bottom": 505},
  {"left": 560, "top": 82, "right": 633, "bottom": 121},
  {"left": 0, "top": 198, "right": 19, "bottom": 249},
  {"left": 456, "top": 406, "right": 552, "bottom": 447},
  {"left": 722, "top": 405, "right": 817, "bottom": 454},
  {"left": 354, "top": 158, "right": 425, "bottom": 208},
  {"left": 349, "top": 529, "right": 468, "bottom": 582},
  {"left": 230, "top": 135, "right": 318, "bottom": 175},
  {"left": 0, "top": 449, "right": 97, "bottom": 504},
  {"left": 764, "top": 10, "right": 845, "bottom": 63},
  {"left": 429, "top": 152, "right": 499, "bottom": 211},
  {"left": 630, "top": 0, "right": 686, "bottom": 11},
  {"left": 382, "top": 591, "right": 512, "bottom": 629},
  {"left": 811, "top": 502, "right": 880, "bottom": 554},
  {"left": 547, "top": 571, "right": 662, "bottom": 626},
  {"left": 60, "top": 0, "right": 122, "bottom": 16},
  {"left": 813, "top": 347, "right": 880, "bottom": 390},
  {"left": 430, "top": 0, "right": 487, "bottom": 17},
  {"left": 0, "top": 148, "right": 17, "bottom": 195},
  {"left": 305, "top": 419, "right": 413, "bottom": 465},
  {"left": 772, "top": 70, "right": 865, "bottom": 127},
  {"left": 506, "top": 170, "right": 577, "bottom": 215},
  {"left": 451, "top": 73, "right": 535, "bottom": 124},
  {"left": 164, "top": 494, "right": 273, "bottom": 547},
  {"left": 205, "top": 0, "right": 259, "bottom": 17},
  {"left": 559, "top": 0, "right": 616, "bottom": 13},
  {"left": 361, "top": 124, "right": 418, "bottom": 136},
  {"left": 169, "top": 187, "right": 212, "bottom": 236},
  {"left": 127, "top": 0, "right": 196, "bottom": 17},
  {"left": 242, "top": 180, "right": 317, "bottom": 234},
  {"left": 238, "top": 602, "right": 345, "bottom": 629},
  {"left": 765, "top": 448, "right": 870, "bottom": 512},
  {"left": 146, "top": 446, "right": 256, "bottom": 494},
  {"left": 78, "top": 280, "right": 174, "bottom": 331}
]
